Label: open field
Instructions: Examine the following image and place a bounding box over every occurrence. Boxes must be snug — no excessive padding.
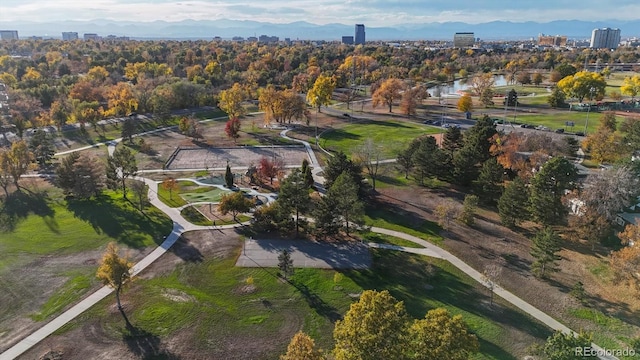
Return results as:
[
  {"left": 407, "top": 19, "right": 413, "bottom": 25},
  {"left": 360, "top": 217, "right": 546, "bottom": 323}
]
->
[
  {"left": 20, "top": 231, "right": 551, "bottom": 360},
  {"left": 165, "top": 146, "right": 309, "bottom": 170},
  {"left": 514, "top": 110, "right": 625, "bottom": 134},
  {"left": 0, "top": 181, "right": 172, "bottom": 353},
  {"left": 320, "top": 118, "right": 442, "bottom": 158}
]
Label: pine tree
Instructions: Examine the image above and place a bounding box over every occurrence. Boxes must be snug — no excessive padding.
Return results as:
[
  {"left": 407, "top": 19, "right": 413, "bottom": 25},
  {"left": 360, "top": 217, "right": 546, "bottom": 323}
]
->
[
  {"left": 530, "top": 227, "right": 562, "bottom": 278},
  {"left": 442, "top": 126, "right": 464, "bottom": 154},
  {"left": 278, "top": 169, "right": 311, "bottom": 236},
  {"left": 225, "top": 162, "right": 234, "bottom": 188},
  {"left": 278, "top": 249, "right": 294, "bottom": 279},
  {"left": 301, "top": 158, "right": 314, "bottom": 188},
  {"left": 326, "top": 172, "right": 364, "bottom": 236},
  {"left": 474, "top": 158, "right": 504, "bottom": 205},
  {"left": 458, "top": 194, "right": 479, "bottom": 226},
  {"left": 497, "top": 177, "right": 529, "bottom": 228},
  {"left": 29, "top": 129, "right": 55, "bottom": 168}
]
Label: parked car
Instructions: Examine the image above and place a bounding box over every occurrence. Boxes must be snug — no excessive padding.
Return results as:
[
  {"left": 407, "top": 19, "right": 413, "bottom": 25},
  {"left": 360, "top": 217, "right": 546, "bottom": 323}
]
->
[
  {"left": 343, "top": 113, "right": 351, "bottom": 118},
  {"left": 575, "top": 132, "right": 585, "bottom": 136},
  {"left": 535, "top": 125, "right": 550, "bottom": 131},
  {"left": 520, "top": 123, "right": 531, "bottom": 128},
  {"left": 555, "top": 128, "right": 565, "bottom": 134},
  {"left": 422, "top": 120, "right": 433, "bottom": 124},
  {"left": 441, "top": 123, "right": 451, "bottom": 128}
]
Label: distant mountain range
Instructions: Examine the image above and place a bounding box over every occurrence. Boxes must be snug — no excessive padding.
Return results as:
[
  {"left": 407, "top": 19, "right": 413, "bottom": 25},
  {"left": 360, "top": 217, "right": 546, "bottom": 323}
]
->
[{"left": 1, "top": 19, "right": 639, "bottom": 41}]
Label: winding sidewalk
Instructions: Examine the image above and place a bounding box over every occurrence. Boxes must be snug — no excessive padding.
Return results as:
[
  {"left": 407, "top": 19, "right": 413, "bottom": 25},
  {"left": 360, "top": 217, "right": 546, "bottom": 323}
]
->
[{"left": 0, "top": 179, "right": 242, "bottom": 360}]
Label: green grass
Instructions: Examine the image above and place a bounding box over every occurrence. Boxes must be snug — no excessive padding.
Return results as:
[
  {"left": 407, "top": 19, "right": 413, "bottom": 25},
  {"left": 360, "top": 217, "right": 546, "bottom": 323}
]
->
[
  {"left": 0, "top": 190, "right": 172, "bottom": 271},
  {"left": 365, "top": 205, "right": 443, "bottom": 245},
  {"left": 320, "top": 119, "right": 442, "bottom": 158},
  {"left": 181, "top": 187, "right": 232, "bottom": 203},
  {"left": 360, "top": 231, "right": 425, "bottom": 248},
  {"left": 515, "top": 111, "right": 622, "bottom": 134},
  {"left": 157, "top": 185, "right": 188, "bottom": 208},
  {"left": 30, "top": 271, "right": 97, "bottom": 321},
  {"left": 568, "top": 307, "right": 639, "bottom": 358},
  {"left": 180, "top": 206, "right": 211, "bottom": 226},
  {"left": 65, "top": 244, "right": 549, "bottom": 359}
]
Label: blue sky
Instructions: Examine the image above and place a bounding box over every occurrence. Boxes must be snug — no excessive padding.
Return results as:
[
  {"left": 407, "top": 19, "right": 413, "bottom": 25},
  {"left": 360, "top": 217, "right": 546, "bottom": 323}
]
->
[{"left": 1, "top": 0, "right": 639, "bottom": 25}]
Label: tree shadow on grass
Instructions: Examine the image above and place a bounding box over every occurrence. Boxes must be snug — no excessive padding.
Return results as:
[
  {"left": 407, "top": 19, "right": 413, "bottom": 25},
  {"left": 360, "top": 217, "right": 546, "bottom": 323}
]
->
[
  {"left": 290, "top": 278, "right": 341, "bottom": 323},
  {"left": 169, "top": 235, "right": 204, "bottom": 262},
  {"left": 0, "top": 189, "right": 55, "bottom": 232},
  {"left": 66, "top": 194, "right": 173, "bottom": 248},
  {"left": 119, "top": 308, "right": 179, "bottom": 360}
]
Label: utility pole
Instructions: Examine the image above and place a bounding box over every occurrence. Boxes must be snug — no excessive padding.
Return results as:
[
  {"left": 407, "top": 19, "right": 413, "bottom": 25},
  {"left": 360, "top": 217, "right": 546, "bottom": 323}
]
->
[{"left": 584, "top": 87, "right": 595, "bottom": 135}]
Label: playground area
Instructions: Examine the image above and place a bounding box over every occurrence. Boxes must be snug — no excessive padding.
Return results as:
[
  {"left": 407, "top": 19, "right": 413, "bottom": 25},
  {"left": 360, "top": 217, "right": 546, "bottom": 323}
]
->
[{"left": 165, "top": 145, "right": 310, "bottom": 170}]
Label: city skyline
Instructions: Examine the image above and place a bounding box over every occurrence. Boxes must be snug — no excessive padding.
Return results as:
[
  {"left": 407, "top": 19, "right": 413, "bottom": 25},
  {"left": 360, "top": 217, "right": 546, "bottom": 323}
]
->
[{"left": 2, "top": 0, "right": 640, "bottom": 26}]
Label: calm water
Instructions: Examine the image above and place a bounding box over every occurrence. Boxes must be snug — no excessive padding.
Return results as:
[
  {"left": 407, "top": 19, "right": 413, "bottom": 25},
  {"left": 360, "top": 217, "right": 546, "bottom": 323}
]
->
[{"left": 428, "top": 75, "right": 508, "bottom": 97}]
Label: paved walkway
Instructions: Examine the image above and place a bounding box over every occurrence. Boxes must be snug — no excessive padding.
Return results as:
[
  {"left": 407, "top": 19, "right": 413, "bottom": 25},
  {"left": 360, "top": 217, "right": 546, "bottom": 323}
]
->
[{"left": 2, "top": 111, "right": 618, "bottom": 360}]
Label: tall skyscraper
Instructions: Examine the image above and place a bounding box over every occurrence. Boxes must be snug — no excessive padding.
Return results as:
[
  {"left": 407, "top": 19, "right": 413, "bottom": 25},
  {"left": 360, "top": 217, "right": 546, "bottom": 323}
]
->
[
  {"left": 0, "top": 30, "right": 19, "bottom": 40},
  {"left": 62, "top": 32, "right": 79, "bottom": 41},
  {"left": 355, "top": 24, "right": 365, "bottom": 45},
  {"left": 590, "top": 28, "right": 621, "bottom": 49}
]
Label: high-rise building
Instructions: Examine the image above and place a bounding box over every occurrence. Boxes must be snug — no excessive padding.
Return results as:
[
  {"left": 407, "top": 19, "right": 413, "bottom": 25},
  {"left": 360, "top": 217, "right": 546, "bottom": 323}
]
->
[
  {"left": 538, "top": 34, "right": 567, "bottom": 46},
  {"left": 62, "top": 32, "right": 78, "bottom": 41},
  {"left": 342, "top": 36, "right": 354, "bottom": 45},
  {"left": 355, "top": 24, "right": 365, "bottom": 45},
  {"left": 83, "top": 33, "right": 100, "bottom": 41},
  {"left": 590, "top": 28, "right": 621, "bottom": 49},
  {"left": 0, "top": 30, "right": 19, "bottom": 40},
  {"left": 453, "top": 32, "right": 474, "bottom": 48}
]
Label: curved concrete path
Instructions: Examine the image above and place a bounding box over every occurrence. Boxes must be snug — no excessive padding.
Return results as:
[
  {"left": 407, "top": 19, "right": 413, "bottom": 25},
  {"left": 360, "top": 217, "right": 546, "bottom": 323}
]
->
[{"left": 2, "top": 111, "right": 616, "bottom": 360}]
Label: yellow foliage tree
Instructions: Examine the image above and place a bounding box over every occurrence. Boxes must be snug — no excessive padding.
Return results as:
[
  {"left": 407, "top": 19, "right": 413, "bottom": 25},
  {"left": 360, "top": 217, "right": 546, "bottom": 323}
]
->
[
  {"left": 96, "top": 242, "right": 133, "bottom": 310},
  {"left": 281, "top": 331, "right": 324, "bottom": 360},
  {"left": 610, "top": 224, "right": 640, "bottom": 292},
  {"left": 457, "top": 94, "right": 473, "bottom": 113},
  {"left": 557, "top": 71, "right": 606, "bottom": 102},
  {"left": 21, "top": 67, "right": 42, "bottom": 81},
  {"left": 86, "top": 66, "right": 109, "bottom": 83},
  {"left": 105, "top": 82, "right": 138, "bottom": 117},
  {"left": 371, "top": 78, "right": 404, "bottom": 112},
  {"left": 582, "top": 128, "right": 626, "bottom": 164},
  {"left": 306, "top": 75, "right": 335, "bottom": 113},
  {"left": 621, "top": 75, "right": 640, "bottom": 100},
  {"left": 407, "top": 308, "right": 479, "bottom": 360},
  {"left": 219, "top": 83, "right": 247, "bottom": 119}
]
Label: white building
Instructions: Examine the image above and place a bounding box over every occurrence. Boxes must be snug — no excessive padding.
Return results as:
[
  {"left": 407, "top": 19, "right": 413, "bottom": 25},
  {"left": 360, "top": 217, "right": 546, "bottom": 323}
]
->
[{"left": 590, "top": 28, "right": 621, "bottom": 49}]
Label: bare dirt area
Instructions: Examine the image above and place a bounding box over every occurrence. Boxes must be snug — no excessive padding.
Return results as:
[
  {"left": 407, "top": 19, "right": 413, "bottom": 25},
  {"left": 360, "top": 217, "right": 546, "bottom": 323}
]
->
[
  {"left": 165, "top": 146, "right": 309, "bottom": 170},
  {"left": 375, "top": 185, "right": 640, "bottom": 342},
  {"left": 19, "top": 230, "right": 303, "bottom": 360}
]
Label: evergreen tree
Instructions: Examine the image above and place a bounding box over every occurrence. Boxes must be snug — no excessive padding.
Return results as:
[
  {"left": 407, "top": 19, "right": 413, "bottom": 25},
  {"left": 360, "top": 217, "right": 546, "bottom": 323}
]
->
[
  {"left": 458, "top": 194, "right": 479, "bottom": 226},
  {"left": 28, "top": 129, "right": 55, "bottom": 168},
  {"left": 225, "top": 162, "right": 234, "bottom": 188},
  {"left": 277, "top": 249, "right": 294, "bottom": 279},
  {"left": 324, "top": 151, "right": 366, "bottom": 198},
  {"left": 497, "top": 177, "right": 530, "bottom": 228},
  {"left": 396, "top": 138, "right": 420, "bottom": 179},
  {"left": 121, "top": 117, "right": 136, "bottom": 143},
  {"left": 474, "top": 158, "right": 504, "bottom": 204},
  {"left": 530, "top": 227, "right": 562, "bottom": 278},
  {"left": 452, "top": 145, "right": 479, "bottom": 186},
  {"left": 442, "top": 126, "right": 464, "bottom": 154},
  {"left": 505, "top": 89, "right": 518, "bottom": 107},
  {"left": 278, "top": 169, "right": 311, "bottom": 236},
  {"left": 300, "top": 158, "right": 314, "bottom": 188},
  {"left": 56, "top": 152, "right": 81, "bottom": 194},
  {"left": 529, "top": 157, "right": 577, "bottom": 225},
  {"left": 329, "top": 172, "right": 364, "bottom": 236},
  {"left": 412, "top": 136, "right": 441, "bottom": 185}
]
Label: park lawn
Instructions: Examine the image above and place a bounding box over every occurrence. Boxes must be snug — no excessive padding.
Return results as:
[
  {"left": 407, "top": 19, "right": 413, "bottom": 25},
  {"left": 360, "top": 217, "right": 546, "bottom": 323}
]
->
[
  {"left": 180, "top": 187, "right": 232, "bottom": 203},
  {"left": 365, "top": 205, "right": 443, "bottom": 245},
  {"left": 63, "top": 244, "right": 549, "bottom": 359},
  {"left": 30, "top": 271, "right": 98, "bottom": 322},
  {"left": 514, "top": 111, "right": 622, "bottom": 134},
  {"left": 0, "top": 190, "right": 171, "bottom": 260},
  {"left": 494, "top": 85, "right": 549, "bottom": 96},
  {"left": 321, "top": 119, "right": 442, "bottom": 158},
  {"left": 360, "top": 231, "right": 425, "bottom": 248}
]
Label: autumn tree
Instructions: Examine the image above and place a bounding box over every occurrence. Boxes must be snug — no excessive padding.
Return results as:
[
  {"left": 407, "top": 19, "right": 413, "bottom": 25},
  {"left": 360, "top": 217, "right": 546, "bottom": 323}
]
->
[
  {"left": 96, "top": 242, "right": 133, "bottom": 310},
  {"left": 333, "top": 290, "right": 409, "bottom": 360},
  {"left": 0, "top": 140, "right": 33, "bottom": 189},
  {"left": 407, "top": 308, "right": 479, "bottom": 360},
  {"left": 456, "top": 93, "right": 473, "bottom": 113},
  {"left": 435, "top": 200, "right": 458, "bottom": 230},
  {"left": 530, "top": 227, "right": 562, "bottom": 278},
  {"left": 544, "top": 331, "right": 596, "bottom": 360},
  {"left": 557, "top": 71, "right": 606, "bottom": 102},
  {"left": 281, "top": 331, "right": 323, "bottom": 360},
  {"left": 582, "top": 127, "right": 626, "bottom": 164},
  {"left": 218, "top": 192, "right": 253, "bottom": 221},
  {"left": 497, "top": 177, "right": 530, "bottom": 228},
  {"left": 621, "top": 75, "right": 640, "bottom": 100},
  {"left": 372, "top": 78, "right": 404, "bottom": 112},
  {"left": 218, "top": 83, "right": 247, "bottom": 119},
  {"left": 532, "top": 72, "right": 544, "bottom": 86},
  {"left": 259, "top": 156, "right": 282, "bottom": 185},
  {"left": 225, "top": 117, "right": 241, "bottom": 143},
  {"left": 178, "top": 116, "right": 202, "bottom": 139},
  {"left": 105, "top": 82, "right": 138, "bottom": 117},
  {"left": 610, "top": 224, "right": 640, "bottom": 293},
  {"left": 161, "top": 177, "right": 179, "bottom": 200},
  {"left": 400, "top": 86, "right": 427, "bottom": 116},
  {"left": 547, "top": 87, "right": 566, "bottom": 108},
  {"left": 470, "top": 73, "right": 495, "bottom": 104},
  {"left": 106, "top": 146, "right": 138, "bottom": 199},
  {"left": 306, "top": 75, "right": 335, "bottom": 113}
]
